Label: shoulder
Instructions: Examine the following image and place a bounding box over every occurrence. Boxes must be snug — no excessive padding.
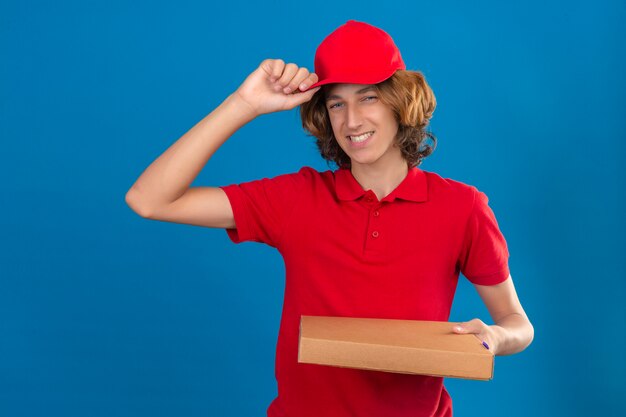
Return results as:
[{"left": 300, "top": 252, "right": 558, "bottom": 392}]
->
[
  {"left": 244, "top": 165, "right": 326, "bottom": 185},
  {"left": 423, "top": 171, "right": 500, "bottom": 225},
  {"left": 296, "top": 165, "right": 332, "bottom": 177},
  {"left": 226, "top": 166, "right": 333, "bottom": 190},
  {"left": 293, "top": 165, "right": 336, "bottom": 186},
  {"left": 239, "top": 166, "right": 334, "bottom": 195},
  {"left": 423, "top": 170, "right": 479, "bottom": 204}
]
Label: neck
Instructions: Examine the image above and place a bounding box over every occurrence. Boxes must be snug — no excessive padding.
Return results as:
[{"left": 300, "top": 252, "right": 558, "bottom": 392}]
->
[{"left": 350, "top": 160, "right": 410, "bottom": 201}]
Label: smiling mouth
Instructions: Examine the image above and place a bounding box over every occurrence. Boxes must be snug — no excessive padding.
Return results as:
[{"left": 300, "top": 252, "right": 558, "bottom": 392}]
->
[{"left": 347, "top": 131, "right": 374, "bottom": 142}]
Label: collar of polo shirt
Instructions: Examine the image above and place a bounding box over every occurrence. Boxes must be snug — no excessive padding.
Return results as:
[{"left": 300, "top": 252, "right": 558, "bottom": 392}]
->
[{"left": 334, "top": 166, "right": 428, "bottom": 203}]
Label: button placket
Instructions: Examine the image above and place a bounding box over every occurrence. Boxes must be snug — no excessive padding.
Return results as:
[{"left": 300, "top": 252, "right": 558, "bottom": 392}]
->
[
  {"left": 362, "top": 191, "right": 384, "bottom": 254},
  {"left": 365, "top": 203, "right": 383, "bottom": 252}
]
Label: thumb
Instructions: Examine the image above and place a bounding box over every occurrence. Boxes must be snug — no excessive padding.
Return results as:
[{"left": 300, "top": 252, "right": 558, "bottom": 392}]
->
[
  {"left": 283, "top": 86, "right": 321, "bottom": 109},
  {"left": 453, "top": 321, "right": 480, "bottom": 334},
  {"left": 453, "top": 323, "right": 469, "bottom": 333}
]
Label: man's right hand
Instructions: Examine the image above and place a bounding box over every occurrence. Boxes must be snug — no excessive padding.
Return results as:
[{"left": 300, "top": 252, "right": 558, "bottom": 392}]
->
[{"left": 233, "top": 59, "right": 321, "bottom": 117}]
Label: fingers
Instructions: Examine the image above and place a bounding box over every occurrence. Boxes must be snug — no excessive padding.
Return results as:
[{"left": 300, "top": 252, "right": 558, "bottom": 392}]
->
[
  {"left": 282, "top": 66, "right": 316, "bottom": 94},
  {"left": 253, "top": 58, "right": 321, "bottom": 113},
  {"left": 262, "top": 59, "right": 318, "bottom": 94},
  {"left": 453, "top": 319, "right": 494, "bottom": 352},
  {"left": 297, "top": 72, "right": 320, "bottom": 92},
  {"left": 263, "top": 58, "right": 286, "bottom": 82},
  {"left": 275, "top": 63, "right": 299, "bottom": 93}
]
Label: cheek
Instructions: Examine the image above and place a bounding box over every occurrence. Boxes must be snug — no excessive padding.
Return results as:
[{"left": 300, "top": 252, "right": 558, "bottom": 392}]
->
[
  {"left": 328, "top": 113, "right": 340, "bottom": 127},
  {"left": 381, "top": 113, "right": 399, "bottom": 136},
  {"left": 328, "top": 117, "right": 343, "bottom": 137},
  {"left": 390, "top": 123, "right": 399, "bottom": 139}
]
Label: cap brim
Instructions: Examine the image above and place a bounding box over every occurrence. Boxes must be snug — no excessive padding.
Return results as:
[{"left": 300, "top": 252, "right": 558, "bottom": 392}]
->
[{"left": 301, "top": 68, "right": 401, "bottom": 92}]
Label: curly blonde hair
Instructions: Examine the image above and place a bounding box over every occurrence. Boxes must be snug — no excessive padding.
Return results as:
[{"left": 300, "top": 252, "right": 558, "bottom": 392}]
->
[{"left": 299, "top": 70, "right": 437, "bottom": 168}]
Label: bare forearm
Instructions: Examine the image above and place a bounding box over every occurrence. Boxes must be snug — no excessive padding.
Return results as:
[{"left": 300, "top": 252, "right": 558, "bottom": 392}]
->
[
  {"left": 492, "top": 313, "right": 534, "bottom": 356},
  {"left": 126, "top": 93, "right": 256, "bottom": 213},
  {"left": 125, "top": 59, "right": 320, "bottom": 219}
]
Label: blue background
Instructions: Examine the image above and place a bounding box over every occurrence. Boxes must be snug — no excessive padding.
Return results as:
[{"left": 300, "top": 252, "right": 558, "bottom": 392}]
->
[{"left": 1, "top": 0, "right": 624, "bottom": 416}]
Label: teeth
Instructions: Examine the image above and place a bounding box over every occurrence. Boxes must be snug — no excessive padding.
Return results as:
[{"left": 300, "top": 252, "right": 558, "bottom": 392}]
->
[{"left": 349, "top": 131, "right": 373, "bottom": 142}]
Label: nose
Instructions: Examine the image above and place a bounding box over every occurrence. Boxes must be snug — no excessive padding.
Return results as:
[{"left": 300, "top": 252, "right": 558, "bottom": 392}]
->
[{"left": 345, "top": 103, "right": 363, "bottom": 131}]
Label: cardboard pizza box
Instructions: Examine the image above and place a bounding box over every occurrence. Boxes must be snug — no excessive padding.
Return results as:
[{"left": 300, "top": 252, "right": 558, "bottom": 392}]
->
[{"left": 298, "top": 315, "right": 494, "bottom": 380}]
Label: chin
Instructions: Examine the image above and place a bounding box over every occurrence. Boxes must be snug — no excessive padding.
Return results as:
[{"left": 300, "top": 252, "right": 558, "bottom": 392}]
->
[{"left": 349, "top": 156, "right": 381, "bottom": 166}]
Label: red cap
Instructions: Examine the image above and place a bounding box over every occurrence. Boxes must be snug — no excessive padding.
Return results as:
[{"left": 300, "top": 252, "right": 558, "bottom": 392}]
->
[{"left": 304, "top": 20, "right": 406, "bottom": 91}]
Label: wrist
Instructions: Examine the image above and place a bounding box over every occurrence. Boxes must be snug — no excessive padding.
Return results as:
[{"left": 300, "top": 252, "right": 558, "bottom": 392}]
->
[
  {"left": 227, "top": 91, "right": 260, "bottom": 122},
  {"left": 490, "top": 324, "right": 509, "bottom": 356}
]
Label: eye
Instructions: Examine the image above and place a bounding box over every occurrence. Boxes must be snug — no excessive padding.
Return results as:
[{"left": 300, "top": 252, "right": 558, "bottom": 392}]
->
[
  {"left": 363, "top": 96, "right": 378, "bottom": 102},
  {"left": 328, "top": 102, "right": 343, "bottom": 109}
]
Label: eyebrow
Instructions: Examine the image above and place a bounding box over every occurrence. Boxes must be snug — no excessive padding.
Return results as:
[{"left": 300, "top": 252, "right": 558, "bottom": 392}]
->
[{"left": 325, "top": 86, "right": 377, "bottom": 102}]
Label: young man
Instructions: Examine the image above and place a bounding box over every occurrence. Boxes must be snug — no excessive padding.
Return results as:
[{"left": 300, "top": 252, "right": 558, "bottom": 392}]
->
[{"left": 126, "top": 20, "right": 534, "bottom": 417}]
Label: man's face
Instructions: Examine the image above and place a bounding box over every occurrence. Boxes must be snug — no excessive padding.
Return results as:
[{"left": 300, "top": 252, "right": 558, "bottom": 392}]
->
[{"left": 325, "top": 83, "right": 402, "bottom": 170}]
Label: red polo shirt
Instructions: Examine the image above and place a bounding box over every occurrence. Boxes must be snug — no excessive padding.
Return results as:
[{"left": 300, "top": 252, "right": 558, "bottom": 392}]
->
[{"left": 220, "top": 165, "right": 510, "bottom": 417}]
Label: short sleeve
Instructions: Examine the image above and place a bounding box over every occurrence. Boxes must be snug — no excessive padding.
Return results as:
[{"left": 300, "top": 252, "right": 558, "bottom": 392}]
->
[
  {"left": 458, "top": 187, "right": 510, "bottom": 285},
  {"left": 219, "top": 168, "right": 308, "bottom": 248}
]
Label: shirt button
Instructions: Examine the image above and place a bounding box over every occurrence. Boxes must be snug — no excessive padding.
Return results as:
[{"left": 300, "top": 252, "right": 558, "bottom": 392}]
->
[
  {"left": 365, "top": 196, "right": 373, "bottom": 202},
  {"left": 372, "top": 231, "right": 379, "bottom": 238},
  {"left": 374, "top": 210, "right": 380, "bottom": 217}
]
